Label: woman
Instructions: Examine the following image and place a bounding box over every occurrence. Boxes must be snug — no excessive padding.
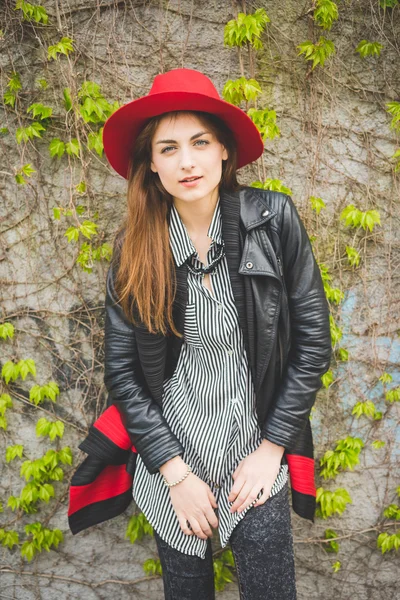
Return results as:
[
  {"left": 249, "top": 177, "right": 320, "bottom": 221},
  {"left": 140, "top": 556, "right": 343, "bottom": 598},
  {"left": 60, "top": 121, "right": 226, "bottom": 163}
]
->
[{"left": 102, "top": 68, "right": 332, "bottom": 600}]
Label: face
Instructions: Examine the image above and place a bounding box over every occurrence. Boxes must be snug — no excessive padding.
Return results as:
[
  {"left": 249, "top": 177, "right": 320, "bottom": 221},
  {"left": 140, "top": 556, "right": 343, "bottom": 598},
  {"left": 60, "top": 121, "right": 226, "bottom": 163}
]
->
[{"left": 150, "top": 113, "right": 228, "bottom": 206}]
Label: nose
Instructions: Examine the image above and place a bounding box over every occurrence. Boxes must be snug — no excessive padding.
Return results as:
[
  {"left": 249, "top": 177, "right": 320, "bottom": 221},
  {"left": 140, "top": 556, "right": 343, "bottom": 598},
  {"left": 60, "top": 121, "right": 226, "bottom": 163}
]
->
[{"left": 179, "top": 146, "right": 196, "bottom": 171}]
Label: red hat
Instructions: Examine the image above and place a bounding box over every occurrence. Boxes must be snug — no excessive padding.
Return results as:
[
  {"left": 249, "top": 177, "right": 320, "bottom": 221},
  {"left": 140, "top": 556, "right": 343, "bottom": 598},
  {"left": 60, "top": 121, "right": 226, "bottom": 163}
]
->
[{"left": 102, "top": 68, "right": 264, "bottom": 179}]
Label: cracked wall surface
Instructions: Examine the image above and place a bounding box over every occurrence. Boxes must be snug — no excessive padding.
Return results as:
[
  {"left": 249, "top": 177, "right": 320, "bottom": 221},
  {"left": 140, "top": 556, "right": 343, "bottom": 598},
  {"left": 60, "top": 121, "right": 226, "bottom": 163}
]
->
[{"left": 1, "top": 1, "right": 399, "bottom": 598}]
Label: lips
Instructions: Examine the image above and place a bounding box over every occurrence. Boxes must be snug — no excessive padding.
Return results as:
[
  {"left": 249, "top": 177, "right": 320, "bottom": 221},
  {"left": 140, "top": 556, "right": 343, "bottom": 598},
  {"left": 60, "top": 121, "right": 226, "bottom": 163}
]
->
[{"left": 180, "top": 176, "right": 202, "bottom": 182}]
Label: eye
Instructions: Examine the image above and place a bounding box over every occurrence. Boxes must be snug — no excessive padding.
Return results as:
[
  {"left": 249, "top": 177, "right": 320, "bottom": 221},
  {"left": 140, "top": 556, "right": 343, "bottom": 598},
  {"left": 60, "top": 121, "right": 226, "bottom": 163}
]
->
[
  {"left": 161, "top": 140, "right": 210, "bottom": 154},
  {"left": 161, "top": 145, "right": 174, "bottom": 154}
]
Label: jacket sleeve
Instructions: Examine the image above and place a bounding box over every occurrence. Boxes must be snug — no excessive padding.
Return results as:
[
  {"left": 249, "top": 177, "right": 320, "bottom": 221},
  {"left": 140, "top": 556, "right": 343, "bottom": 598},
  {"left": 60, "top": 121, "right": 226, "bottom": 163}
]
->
[
  {"left": 103, "top": 258, "right": 184, "bottom": 474},
  {"left": 261, "top": 193, "right": 332, "bottom": 450}
]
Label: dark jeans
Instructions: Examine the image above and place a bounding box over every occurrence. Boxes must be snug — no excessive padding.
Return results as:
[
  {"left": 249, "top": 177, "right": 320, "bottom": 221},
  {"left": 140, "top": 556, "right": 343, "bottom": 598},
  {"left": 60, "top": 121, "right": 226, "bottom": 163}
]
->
[{"left": 153, "top": 480, "right": 297, "bottom": 600}]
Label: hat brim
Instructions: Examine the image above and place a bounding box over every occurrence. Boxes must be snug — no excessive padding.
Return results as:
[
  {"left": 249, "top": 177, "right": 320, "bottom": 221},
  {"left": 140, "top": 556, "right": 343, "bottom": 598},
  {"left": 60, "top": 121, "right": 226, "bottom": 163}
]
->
[{"left": 102, "top": 92, "right": 264, "bottom": 179}]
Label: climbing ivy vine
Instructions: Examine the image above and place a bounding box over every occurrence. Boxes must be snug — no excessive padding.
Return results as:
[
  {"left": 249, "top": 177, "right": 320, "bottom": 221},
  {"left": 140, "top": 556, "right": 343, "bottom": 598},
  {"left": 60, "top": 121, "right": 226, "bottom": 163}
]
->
[{"left": 1, "top": 0, "right": 399, "bottom": 597}]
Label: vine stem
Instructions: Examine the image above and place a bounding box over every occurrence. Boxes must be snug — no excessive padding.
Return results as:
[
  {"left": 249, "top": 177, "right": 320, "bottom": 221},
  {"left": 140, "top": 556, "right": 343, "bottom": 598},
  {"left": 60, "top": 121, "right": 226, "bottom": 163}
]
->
[{"left": 0, "top": 567, "right": 160, "bottom": 588}]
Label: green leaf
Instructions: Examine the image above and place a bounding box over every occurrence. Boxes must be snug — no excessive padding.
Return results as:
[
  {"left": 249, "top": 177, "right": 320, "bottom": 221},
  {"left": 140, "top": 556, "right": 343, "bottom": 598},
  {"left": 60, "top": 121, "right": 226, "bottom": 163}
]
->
[
  {"left": 6, "top": 444, "right": 24, "bottom": 462},
  {"left": 29, "top": 384, "right": 43, "bottom": 406},
  {"left": 345, "top": 246, "right": 361, "bottom": 267},
  {"left": 49, "top": 138, "right": 65, "bottom": 158},
  {"left": 87, "top": 129, "right": 104, "bottom": 156},
  {"left": 337, "top": 348, "right": 349, "bottom": 361},
  {"left": 340, "top": 204, "right": 361, "bottom": 227},
  {"left": 27, "top": 103, "right": 53, "bottom": 120},
  {"left": 18, "top": 358, "right": 36, "bottom": 380},
  {"left": 63, "top": 87, "right": 72, "bottom": 111},
  {"left": 42, "top": 381, "right": 60, "bottom": 402},
  {"left": 355, "top": 40, "right": 383, "bottom": 58},
  {"left": 76, "top": 181, "right": 86, "bottom": 194},
  {"left": 309, "top": 195, "right": 326, "bottom": 214},
  {"left": 297, "top": 36, "right": 335, "bottom": 70},
  {"left": 7, "top": 71, "right": 22, "bottom": 93},
  {"left": 21, "top": 540, "right": 37, "bottom": 561},
  {"left": 38, "top": 483, "right": 55, "bottom": 503},
  {"left": 65, "top": 138, "right": 80, "bottom": 157},
  {"left": 379, "top": 372, "right": 393, "bottom": 384},
  {"left": 1, "top": 361, "right": 20, "bottom": 384},
  {"left": 371, "top": 440, "right": 385, "bottom": 449},
  {"left": 321, "top": 369, "right": 333, "bottom": 389},
  {"left": 224, "top": 8, "right": 270, "bottom": 49},
  {"left": 58, "top": 447, "right": 73, "bottom": 465},
  {"left": 385, "top": 387, "right": 400, "bottom": 403},
  {"left": 36, "top": 417, "right": 50, "bottom": 437},
  {"left": 351, "top": 400, "right": 376, "bottom": 419},
  {"left": 250, "top": 178, "right": 292, "bottom": 195},
  {"left": 0, "top": 322, "right": 15, "bottom": 340},
  {"left": 80, "top": 220, "right": 98, "bottom": 240},
  {"left": 48, "top": 421, "right": 64, "bottom": 441},
  {"left": 48, "top": 37, "right": 74, "bottom": 61},
  {"left": 222, "top": 77, "right": 262, "bottom": 106},
  {"left": 0, "top": 529, "right": 19, "bottom": 549},
  {"left": 314, "top": 0, "right": 339, "bottom": 31},
  {"left": 64, "top": 226, "right": 80, "bottom": 243},
  {"left": 247, "top": 108, "right": 280, "bottom": 142}
]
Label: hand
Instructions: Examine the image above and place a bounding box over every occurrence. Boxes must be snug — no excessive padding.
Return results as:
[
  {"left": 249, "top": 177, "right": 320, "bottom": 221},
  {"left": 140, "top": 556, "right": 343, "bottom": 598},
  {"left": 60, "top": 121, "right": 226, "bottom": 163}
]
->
[
  {"left": 227, "top": 439, "right": 285, "bottom": 514},
  {"left": 168, "top": 472, "right": 219, "bottom": 540}
]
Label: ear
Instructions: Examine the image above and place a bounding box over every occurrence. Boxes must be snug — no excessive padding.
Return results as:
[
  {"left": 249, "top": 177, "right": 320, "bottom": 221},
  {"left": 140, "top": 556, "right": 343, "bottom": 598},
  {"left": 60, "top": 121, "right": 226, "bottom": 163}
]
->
[
  {"left": 222, "top": 146, "right": 228, "bottom": 161},
  {"left": 150, "top": 160, "right": 157, "bottom": 173}
]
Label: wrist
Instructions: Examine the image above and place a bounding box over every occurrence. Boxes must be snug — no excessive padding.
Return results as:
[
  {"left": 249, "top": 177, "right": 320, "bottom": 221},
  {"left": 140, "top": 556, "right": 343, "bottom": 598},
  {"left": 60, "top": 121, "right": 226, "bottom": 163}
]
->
[
  {"left": 259, "top": 438, "right": 285, "bottom": 457},
  {"left": 159, "top": 455, "right": 187, "bottom": 479}
]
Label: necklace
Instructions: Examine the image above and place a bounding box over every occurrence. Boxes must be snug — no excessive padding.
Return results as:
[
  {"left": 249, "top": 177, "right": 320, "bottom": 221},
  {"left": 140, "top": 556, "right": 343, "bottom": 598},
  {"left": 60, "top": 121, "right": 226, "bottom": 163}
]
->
[{"left": 185, "top": 241, "right": 225, "bottom": 277}]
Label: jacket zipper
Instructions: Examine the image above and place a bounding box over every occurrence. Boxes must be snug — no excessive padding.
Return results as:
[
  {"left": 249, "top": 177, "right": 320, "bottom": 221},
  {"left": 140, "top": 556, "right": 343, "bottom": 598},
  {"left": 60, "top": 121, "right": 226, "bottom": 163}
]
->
[
  {"left": 276, "top": 255, "right": 285, "bottom": 378},
  {"left": 276, "top": 255, "right": 283, "bottom": 277},
  {"left": 276, "top": 254, "right": 288, "bottom": 298},
  {"left": 278, "top": 328, "right": 283, "bottom": 378}
]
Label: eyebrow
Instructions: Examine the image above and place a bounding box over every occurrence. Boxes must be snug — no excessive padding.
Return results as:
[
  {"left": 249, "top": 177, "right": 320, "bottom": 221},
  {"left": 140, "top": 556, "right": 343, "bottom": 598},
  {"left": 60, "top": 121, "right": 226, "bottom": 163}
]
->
[{"left": 155, "top": 130, "right": 211, "bottom": 145}]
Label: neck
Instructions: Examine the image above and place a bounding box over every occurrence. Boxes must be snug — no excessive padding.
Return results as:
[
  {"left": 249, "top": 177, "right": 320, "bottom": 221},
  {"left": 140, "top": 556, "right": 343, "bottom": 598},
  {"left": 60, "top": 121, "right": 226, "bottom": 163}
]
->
[{"left": 172, "top": 188, "right": 219, "bottom": 241}]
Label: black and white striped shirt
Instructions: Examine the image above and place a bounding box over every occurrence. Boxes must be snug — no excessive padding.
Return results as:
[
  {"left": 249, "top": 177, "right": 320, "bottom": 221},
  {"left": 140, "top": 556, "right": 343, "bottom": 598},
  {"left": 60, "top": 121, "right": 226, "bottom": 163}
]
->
[{"left": 132, "top": 195, "right": 289, "bottom": 558}]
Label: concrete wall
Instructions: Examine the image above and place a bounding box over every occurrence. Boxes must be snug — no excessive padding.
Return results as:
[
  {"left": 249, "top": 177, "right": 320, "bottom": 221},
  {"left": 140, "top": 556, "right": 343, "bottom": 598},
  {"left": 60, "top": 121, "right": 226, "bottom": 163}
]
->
[{"left": 0, "top": 1, "right": 399, "bottom": 598}]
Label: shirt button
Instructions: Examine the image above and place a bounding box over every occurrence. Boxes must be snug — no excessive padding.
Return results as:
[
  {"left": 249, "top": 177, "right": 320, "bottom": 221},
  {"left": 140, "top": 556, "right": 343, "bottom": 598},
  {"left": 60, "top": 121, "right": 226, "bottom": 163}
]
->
[
  {"left": 227, "top": 349, "right": 233, "bottom": 355},
  {"left": 230, "top": 398, "right": 238, "bottom": 404}
]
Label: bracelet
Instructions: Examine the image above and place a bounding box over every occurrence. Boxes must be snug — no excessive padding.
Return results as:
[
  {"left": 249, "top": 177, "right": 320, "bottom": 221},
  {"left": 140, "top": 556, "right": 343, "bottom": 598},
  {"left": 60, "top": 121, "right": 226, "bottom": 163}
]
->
[{"left": 162, "top": 464, "right": 192, "bottom": 487}]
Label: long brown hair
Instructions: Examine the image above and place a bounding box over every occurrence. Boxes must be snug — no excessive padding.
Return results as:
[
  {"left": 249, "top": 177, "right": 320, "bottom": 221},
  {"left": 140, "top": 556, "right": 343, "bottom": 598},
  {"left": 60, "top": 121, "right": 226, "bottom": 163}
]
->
[{"left": 112, "top": 110, "right": 244, "bottom": 337}]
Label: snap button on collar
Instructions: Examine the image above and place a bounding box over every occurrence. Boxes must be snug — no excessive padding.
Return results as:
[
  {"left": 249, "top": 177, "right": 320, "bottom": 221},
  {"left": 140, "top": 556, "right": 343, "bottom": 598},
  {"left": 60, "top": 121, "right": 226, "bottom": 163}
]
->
[
  {"left": 262, "top": 209, "right": 269, "bottom": 216},
  {"left": 246, "top": 261, "right": 253, "bottom": 269}
]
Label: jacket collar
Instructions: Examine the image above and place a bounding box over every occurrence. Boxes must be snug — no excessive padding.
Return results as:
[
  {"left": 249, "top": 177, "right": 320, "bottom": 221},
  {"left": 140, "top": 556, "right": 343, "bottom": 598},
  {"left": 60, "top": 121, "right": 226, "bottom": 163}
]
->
[{"left": 239, "top": 186, "right": 277, "bottom": 231}]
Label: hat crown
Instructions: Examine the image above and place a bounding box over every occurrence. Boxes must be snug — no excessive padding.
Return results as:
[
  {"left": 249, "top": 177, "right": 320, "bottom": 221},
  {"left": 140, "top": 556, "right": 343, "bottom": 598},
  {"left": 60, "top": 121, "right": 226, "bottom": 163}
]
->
[{"left": 149, "top": 68, "right": 221, "bottom": 100}]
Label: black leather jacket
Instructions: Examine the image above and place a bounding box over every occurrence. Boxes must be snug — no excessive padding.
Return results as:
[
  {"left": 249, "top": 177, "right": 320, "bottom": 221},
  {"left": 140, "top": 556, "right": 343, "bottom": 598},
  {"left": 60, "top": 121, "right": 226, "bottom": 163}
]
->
[{"left": 104, "top": 186, "right": 332, "bottom": 475}]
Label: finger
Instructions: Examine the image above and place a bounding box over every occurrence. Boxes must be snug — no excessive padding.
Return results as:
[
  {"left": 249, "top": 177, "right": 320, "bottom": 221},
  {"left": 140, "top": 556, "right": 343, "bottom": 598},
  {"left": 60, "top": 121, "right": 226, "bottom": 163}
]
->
[
  {"left": 228, "top": 477, "right": 245, "bottom": 503},
  {"left": 253, "top": 485, "right": 271, "bottom": 507},
  {"left": 198, "top": 514, "right": 213, "bottom": 538},
  {"left": 205, "top": 504, "right": 219, "bottom": 529},
  {"left": 179, "top": 516, "right": 193, "bottom": 536},
  {"left": 229, "top": 482, "right": 251, "bottom": 513},
  {"left": 232, "top": 462, "right": 242, "bottom": 480},
  {"left": 207, "top": 488, "right": 218, "bottom": 509},
  {"left": 188, "top": 516, "right": 207, "bottom": 540},
  {"left": 236, "top": 485, "right": 261, "bottom": 513}
]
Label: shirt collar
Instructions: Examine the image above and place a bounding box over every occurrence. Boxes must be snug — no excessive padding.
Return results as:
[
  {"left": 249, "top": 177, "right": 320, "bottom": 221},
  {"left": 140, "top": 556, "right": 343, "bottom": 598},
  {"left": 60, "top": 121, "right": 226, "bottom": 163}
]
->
[{"left": 169, "top": 195, "right": 222, "bottom": 267}]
